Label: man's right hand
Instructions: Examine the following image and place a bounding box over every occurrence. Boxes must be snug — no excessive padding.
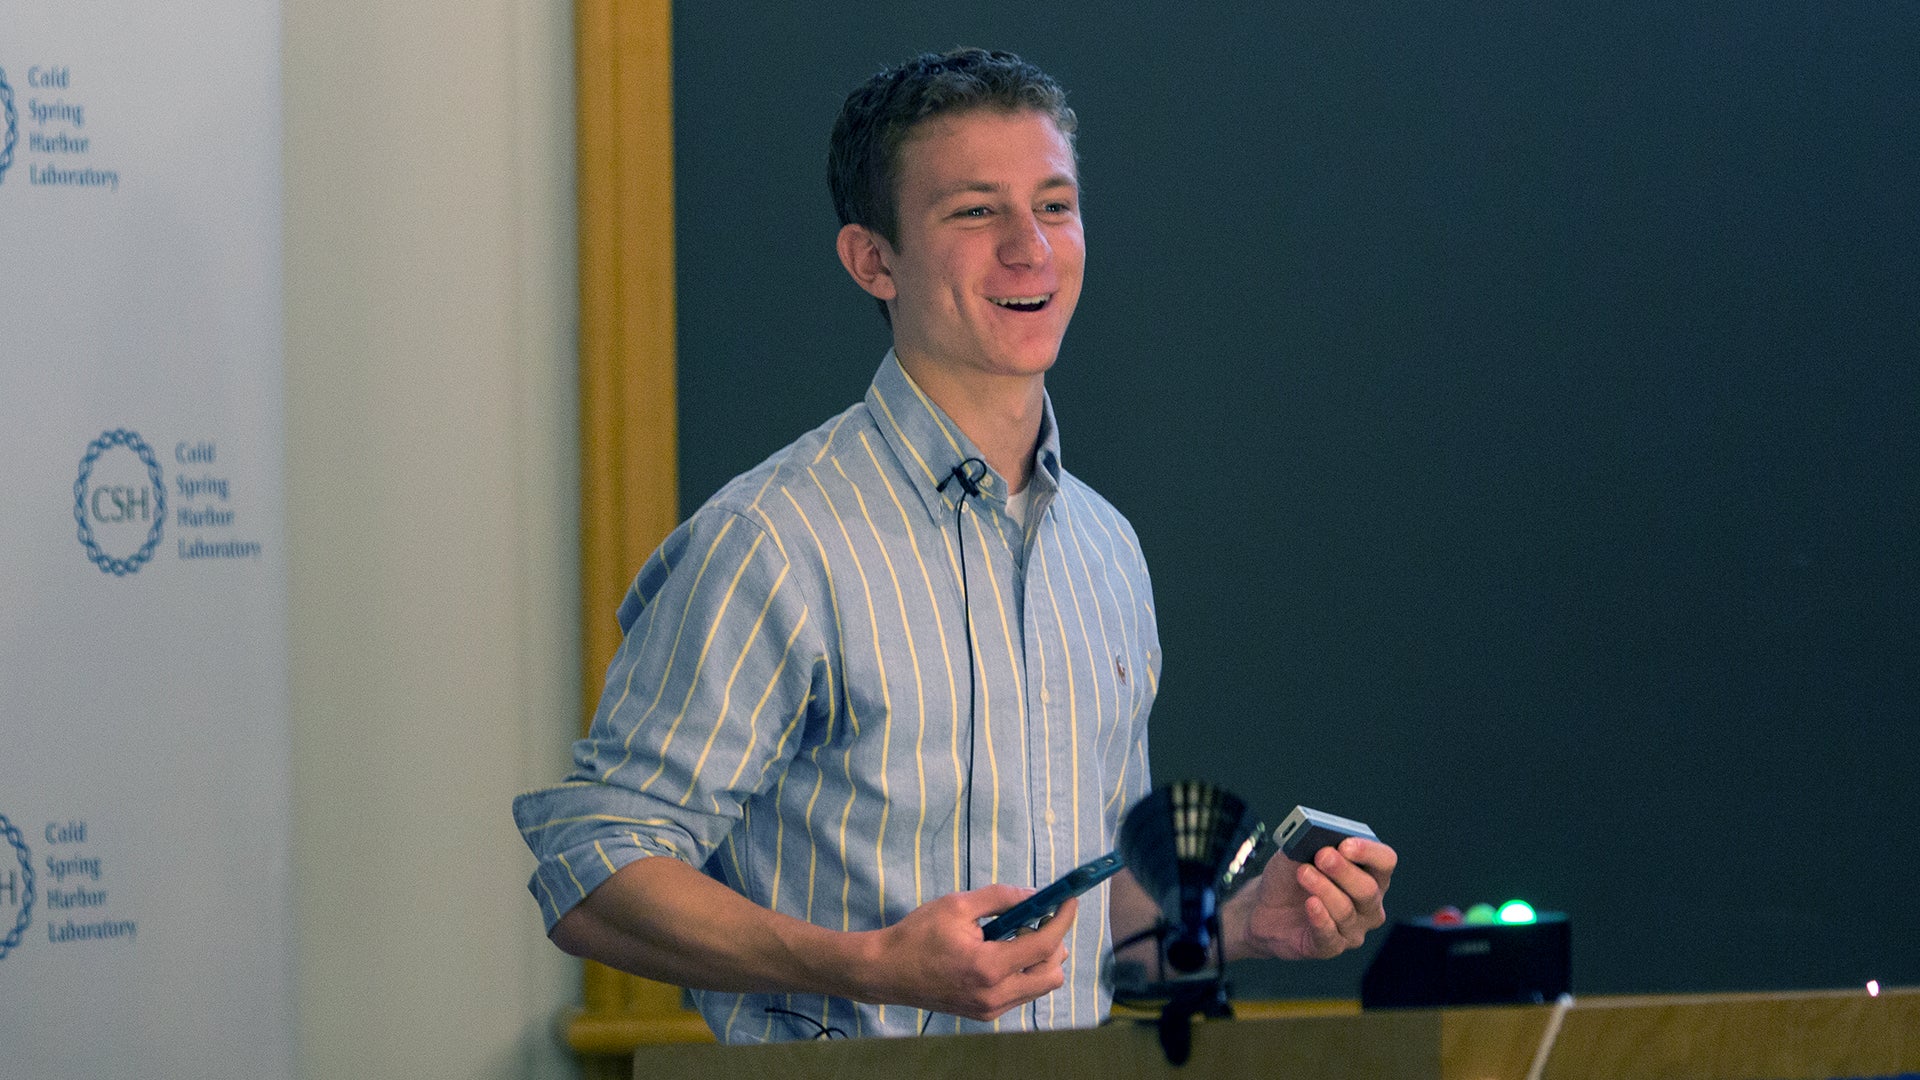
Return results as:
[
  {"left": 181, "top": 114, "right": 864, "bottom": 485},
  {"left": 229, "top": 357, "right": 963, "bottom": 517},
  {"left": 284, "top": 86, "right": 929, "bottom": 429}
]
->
[{"left": 858, "top": 885, "right": 1076, "bottom": 1021}]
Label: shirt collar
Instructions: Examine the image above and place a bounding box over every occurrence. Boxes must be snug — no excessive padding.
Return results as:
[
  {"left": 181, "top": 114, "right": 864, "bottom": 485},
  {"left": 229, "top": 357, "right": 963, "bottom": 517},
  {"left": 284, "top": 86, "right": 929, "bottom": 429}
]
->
[{"left": 864, "top": 350, "right": 1064, "bottom": 525}]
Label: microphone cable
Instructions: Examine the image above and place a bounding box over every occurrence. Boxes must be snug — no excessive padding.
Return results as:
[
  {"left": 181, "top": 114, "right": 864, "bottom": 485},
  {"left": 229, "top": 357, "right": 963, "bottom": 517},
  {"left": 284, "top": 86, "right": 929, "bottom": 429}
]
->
[
  {"left": 936, "top": 457, "right": 989, "bottom": 892},
  {"left": 926, "top": 457, "right": 988, "bottom": 1038}
]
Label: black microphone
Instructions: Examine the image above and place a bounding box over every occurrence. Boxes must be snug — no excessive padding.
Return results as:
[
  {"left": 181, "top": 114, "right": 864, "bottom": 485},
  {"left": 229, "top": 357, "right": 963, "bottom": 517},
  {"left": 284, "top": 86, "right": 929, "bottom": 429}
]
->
[{"left": 937, "top": 458, "right": 987, "bottom": 497}]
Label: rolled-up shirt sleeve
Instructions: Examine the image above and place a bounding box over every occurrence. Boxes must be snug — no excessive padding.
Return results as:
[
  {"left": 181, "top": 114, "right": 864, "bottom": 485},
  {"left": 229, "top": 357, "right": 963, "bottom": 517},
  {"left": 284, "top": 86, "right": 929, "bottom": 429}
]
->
[{"left": 513, "top": 506, "right": 821, "bottom": 931}]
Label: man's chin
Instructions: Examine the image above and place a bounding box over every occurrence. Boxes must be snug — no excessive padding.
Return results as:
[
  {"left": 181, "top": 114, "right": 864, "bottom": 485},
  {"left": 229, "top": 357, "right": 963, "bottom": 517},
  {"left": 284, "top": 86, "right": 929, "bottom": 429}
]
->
[
  {"left": 893, "top": 329, "right": 1068, "bottom": 384},
  {"left": 989, "top": 328, "right": 1072, "bottom": 374},
  {"left": 986, "top": 349, "right": 1063, "bottom": 380}
]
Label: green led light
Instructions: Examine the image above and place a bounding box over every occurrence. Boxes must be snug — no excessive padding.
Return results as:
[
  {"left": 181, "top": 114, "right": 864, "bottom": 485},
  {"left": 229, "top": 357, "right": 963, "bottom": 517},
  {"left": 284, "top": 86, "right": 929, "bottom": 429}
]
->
[
  {"left": 1463, "top": 902, "right": 1499, "bottom": 925},
  {"left": 1497, "top": 899, "right": 1537, "bottom": 924}
]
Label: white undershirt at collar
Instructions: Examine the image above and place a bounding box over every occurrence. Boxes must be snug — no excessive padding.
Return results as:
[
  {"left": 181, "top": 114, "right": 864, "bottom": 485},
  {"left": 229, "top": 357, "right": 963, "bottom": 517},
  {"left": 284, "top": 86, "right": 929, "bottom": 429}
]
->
[{"left": 1004, "top": 483, "right": 1032, "bottom": 528}]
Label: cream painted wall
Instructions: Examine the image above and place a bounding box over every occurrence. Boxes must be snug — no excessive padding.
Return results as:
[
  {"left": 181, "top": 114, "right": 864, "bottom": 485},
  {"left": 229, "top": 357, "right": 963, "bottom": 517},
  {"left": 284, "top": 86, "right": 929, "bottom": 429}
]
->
[{"left": 282, "top": 0, "right": 581, "bottom": 1076}]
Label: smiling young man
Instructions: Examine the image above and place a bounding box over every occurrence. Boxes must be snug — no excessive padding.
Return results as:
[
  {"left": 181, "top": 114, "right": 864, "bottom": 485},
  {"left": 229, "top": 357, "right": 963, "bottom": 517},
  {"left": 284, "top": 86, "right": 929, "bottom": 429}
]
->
[{"left": 515, "top": 48, "right": 1396, "bottom": 1043}]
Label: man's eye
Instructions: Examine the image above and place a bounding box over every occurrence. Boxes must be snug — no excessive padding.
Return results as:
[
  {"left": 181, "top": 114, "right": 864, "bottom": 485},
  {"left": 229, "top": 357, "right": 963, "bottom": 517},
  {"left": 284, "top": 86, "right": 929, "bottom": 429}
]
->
[
  {"left": 1042, "top": 202, "right": 1076, "bottom": 215},
  {"left": 959, "top": 206, "right": 991, "bottom": 218}
]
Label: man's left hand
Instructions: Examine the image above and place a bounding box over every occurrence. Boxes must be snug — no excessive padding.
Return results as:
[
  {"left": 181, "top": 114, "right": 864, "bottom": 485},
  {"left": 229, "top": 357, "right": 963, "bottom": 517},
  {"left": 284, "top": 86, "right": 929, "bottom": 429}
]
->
[{"left": 1235, "top": 837, "right": 1397, "bottom": 961}]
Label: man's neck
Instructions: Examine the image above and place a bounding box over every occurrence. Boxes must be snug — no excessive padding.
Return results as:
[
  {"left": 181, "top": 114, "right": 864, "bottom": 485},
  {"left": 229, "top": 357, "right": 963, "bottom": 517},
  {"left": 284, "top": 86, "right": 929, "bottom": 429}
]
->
[{"left": 894, "top": 352, "right": 1045, "bottom": 494}]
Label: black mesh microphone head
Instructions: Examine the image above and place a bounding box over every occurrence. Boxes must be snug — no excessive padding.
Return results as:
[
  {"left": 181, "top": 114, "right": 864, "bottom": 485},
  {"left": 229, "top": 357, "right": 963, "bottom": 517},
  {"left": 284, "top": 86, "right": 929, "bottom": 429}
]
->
[{"left": 1119, "top": 781, "right": 1265, "bottom": 972}]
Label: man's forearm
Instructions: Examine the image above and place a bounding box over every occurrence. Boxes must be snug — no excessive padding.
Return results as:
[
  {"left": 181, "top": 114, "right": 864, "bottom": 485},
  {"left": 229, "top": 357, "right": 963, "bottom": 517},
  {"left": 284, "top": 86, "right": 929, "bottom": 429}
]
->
[
  {"left": 550, "top": 855, "right": 1081, "bottom": 1022},
  {"left": 550, "top": 855, "right": 882, "bottom": 1000}
]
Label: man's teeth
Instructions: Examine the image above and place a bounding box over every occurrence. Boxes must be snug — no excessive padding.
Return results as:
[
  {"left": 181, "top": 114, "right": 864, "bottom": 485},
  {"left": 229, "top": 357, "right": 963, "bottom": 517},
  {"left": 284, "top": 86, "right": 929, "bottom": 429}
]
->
[{"left": 991, "top": 295, "right": 1050, "bottom": 308}]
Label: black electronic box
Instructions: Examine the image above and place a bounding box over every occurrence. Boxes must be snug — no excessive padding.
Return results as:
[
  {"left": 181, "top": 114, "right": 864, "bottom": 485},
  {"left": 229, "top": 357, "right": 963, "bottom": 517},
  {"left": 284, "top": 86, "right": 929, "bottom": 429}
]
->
[{"left": 1360, "top": 913, "right": 1571, "bottom": 1008}]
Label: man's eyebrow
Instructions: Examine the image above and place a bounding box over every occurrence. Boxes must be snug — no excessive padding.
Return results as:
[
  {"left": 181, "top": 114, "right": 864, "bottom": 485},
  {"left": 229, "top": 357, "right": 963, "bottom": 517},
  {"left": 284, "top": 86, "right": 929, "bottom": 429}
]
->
[
  {"left": 929, "top": 174, "right": 1080, "bottom": 201},
  {"left": 931, "top": 180, "right": 1003, "bottom": 200}
]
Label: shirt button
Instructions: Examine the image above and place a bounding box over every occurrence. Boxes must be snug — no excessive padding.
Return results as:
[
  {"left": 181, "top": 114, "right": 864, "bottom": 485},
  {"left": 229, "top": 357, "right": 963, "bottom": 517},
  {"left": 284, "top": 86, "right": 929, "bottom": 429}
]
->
[
  {"left": 1045, "top": 809, "right": 1057, "bottom": 826},
  {"left": 1040, "top": 687, "right": 1051, "bottom": 704}
]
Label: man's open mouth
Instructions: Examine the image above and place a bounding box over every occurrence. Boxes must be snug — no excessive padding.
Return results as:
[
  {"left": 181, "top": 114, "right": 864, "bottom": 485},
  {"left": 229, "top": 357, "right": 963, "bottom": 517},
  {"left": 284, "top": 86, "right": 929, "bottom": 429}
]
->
[{"left": 989, "top": 294, "right": 1051, "bottom": 312}]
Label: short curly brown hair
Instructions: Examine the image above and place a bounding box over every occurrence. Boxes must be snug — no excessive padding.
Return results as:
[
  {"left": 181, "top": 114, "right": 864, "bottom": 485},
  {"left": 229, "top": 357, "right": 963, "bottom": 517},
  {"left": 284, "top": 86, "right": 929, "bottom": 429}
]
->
[{"left": 828, "top": 47, "right": 1078, "bottom": 252}]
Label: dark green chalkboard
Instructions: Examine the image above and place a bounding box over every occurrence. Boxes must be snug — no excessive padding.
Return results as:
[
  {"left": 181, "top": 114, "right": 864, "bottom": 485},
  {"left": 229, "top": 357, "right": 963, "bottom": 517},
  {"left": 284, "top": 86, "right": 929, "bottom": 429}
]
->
[{"left": 673, "top": 3, "right": 1919, "bottom": 999}]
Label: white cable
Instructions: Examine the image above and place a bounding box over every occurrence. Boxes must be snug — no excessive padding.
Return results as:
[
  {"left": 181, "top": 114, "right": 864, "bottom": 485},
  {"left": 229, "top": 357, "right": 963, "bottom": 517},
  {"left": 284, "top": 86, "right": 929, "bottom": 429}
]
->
[{"left": 1524, "top": 992, "right": 1576, "bottom": 1080}]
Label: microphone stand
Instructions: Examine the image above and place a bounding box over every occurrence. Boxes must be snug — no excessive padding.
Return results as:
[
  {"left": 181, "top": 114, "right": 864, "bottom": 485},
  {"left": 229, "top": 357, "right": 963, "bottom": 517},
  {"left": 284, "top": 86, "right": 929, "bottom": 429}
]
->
[{"left": 1128, "top": 914, "right": 1233, "bottom": 1066}]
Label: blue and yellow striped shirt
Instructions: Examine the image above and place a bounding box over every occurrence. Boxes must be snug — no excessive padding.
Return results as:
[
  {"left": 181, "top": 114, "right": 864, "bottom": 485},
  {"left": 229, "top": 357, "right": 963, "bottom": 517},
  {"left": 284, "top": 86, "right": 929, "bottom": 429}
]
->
[{"left": 515, "top": 353, "right": 1160, "bottom": 1040}]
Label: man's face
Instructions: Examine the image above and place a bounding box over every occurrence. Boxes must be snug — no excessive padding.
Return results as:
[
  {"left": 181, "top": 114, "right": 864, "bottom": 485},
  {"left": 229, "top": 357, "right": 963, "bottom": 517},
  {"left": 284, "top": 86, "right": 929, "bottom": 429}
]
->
[{"left": 875, "top": 109, "right": 1084, "bottom": 385}]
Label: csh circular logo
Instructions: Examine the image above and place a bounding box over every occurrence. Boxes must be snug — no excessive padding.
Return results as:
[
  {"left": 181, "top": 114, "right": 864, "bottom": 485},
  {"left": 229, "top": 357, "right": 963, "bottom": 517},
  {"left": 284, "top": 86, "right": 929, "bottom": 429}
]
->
[
  {"left": 0, "top": 65, "right": 16, "bottom": 185},
  {"left": 75, "top": 429, "right": 167, "bottom": 576},
  {"left": 1, "top": 812, "right": 32, "bottom": 962}
]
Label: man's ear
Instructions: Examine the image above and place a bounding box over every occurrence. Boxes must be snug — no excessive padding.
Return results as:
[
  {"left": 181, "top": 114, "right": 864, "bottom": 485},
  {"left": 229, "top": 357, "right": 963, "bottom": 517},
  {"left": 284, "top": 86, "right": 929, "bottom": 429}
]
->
[{"left": 837, "top": 223, "right": 898, "bottom": 302}]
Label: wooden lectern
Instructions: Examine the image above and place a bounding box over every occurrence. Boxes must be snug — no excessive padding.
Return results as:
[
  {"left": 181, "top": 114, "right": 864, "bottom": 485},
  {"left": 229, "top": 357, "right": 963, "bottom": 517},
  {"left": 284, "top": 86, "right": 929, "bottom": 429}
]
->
[{"left": 627, "top": 987, "right": 1918, "bottom": 1080}]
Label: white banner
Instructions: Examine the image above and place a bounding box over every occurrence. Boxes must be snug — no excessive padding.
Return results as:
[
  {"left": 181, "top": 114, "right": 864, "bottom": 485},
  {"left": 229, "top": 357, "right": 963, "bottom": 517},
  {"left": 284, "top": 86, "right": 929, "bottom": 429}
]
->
[{"left": 0, "top": 2, "right": 293, "bottom": 1077}]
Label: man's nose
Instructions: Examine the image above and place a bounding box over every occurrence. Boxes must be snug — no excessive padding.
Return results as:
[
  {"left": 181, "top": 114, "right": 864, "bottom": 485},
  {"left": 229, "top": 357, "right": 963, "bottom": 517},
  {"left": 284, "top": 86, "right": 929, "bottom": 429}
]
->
[{"left": 998, "top": 211, "right": 1051, "bottom": 267}]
